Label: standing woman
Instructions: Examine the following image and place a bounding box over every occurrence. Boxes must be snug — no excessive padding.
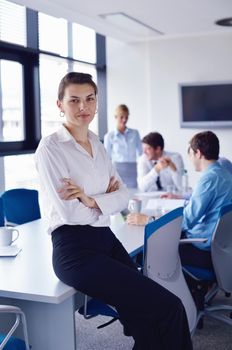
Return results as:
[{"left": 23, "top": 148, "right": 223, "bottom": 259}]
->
[
  {"left": 104, "top": 104, "right": 142, "bottom": 188},
  {"left": 35, "top": 72, "right": 192, "bottom": 350}
]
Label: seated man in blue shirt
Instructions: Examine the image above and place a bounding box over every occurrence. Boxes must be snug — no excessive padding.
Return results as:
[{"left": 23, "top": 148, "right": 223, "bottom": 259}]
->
[
  {"left": 127, "top": 131, "right": 232, "bottom": 270},
  {"left": 179, "top": 131, "right": 232, "bottom": 270}
]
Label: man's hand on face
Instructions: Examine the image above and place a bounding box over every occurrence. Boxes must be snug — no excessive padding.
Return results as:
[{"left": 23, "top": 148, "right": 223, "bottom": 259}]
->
[{"left": 154, "top": 157, "right": 177, "bottom": 172}]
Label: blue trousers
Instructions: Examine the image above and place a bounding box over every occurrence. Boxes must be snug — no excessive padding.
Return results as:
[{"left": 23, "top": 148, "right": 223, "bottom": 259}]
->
[{"left": 52, "top": 225, "right": 192, "bottom": 350}]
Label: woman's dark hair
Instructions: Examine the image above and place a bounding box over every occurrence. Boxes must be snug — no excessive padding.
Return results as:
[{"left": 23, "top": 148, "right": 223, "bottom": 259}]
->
[
  {"left": 142, "top": 132, "right": 164, "bottom": 150},
  {"left": 189, "top": 131, "right": 219, "bottom": 160},
  {"left": 58, "top": 72, "right": 98, "bottom": 100}
]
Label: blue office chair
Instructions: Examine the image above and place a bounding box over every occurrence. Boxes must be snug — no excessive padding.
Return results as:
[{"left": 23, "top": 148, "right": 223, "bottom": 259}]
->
[
  {"left": 0, "top": 198, "right": 5, "bottom": 227},
  {"left": 182, "top": 203, "right": 232, "bottom": 330},
  {"left": 0, "top": 305, "right": 30, "bottom": 350},
  {"left": 78, "top": 295, "right": 118, "bottom": 328},
  {"left": 1, "top": 189, "right": 41, "bottom": 225},
  {"left": 143, "top": 207, "right": 197, "bottom": 334}
]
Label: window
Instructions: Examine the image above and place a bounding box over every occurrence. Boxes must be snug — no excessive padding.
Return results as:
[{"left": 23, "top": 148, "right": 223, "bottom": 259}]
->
[
  {"left": 3, "top": 153, "right": 39, "bottom": 190},
  {"left": 40, "top": 54, "right": 68, "bottom": 137},
  {"left": 0, "top": 59, "right": 24, "bottom": 141},
  {"left": 72, "top": 24, "right": 96, "bottom": 63},
  {"left": 0, "top": 0, "right": 26, "bottom": 46},
  {"left": 38, "top": 13, "right": 68, "bottom": 56}
]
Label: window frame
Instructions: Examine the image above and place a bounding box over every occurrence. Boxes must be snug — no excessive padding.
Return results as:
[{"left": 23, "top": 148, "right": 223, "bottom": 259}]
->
[{"left": 0, "top": 41, "right": 41, "bottom": 155}]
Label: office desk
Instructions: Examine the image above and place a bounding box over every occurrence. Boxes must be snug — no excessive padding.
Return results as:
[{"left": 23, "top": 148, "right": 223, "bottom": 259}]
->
[{"left": 0, "top": 218, "right": 144, "bottom": 350}]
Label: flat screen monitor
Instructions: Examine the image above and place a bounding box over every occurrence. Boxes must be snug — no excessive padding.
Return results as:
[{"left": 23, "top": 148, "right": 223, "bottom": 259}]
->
[{"left": 179, "top": 82, "right": 232, "bottom": 128}]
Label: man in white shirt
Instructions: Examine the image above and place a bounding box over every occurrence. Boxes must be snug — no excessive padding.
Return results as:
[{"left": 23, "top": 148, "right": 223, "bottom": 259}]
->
[{"left": 137, "top": 132, "right": 184, "bottom": 192}]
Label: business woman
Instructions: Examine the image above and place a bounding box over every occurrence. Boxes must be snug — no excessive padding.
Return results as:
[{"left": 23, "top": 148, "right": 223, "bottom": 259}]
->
[
  {"left": 35, "top": 72, "right": 192, "bottom": 350},
  {"left": 104, "top": 104, "right": 142, "bottom": 188}
]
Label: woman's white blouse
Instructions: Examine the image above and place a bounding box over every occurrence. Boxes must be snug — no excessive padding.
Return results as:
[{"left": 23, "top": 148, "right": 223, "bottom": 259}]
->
[{"left": 35, "top": 125, "right": 129, "bottom": 234}]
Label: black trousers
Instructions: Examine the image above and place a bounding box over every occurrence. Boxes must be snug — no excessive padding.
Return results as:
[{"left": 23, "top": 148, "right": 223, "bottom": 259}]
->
[{"left": 52, "top": 225, "right": 192, "bottom": 350}]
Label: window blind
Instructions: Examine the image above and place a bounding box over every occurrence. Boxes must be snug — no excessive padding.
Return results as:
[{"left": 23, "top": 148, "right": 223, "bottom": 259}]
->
[{"left": 0, "top": 0, "right": 26, "bottom": 46}]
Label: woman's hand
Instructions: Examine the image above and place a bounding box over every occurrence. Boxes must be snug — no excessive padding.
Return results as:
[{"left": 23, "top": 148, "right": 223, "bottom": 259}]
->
[
  {"left": 106, "top": 176, "right": 120, "bottom": 193},
  {"left": 58, "top": 178, "right": 98, "bottom": 209},
  {"left": 58, "top": 178, "right": 83, "bottom": 200},
  {"left": 126, "top": 213, "right": 149, "bottom": 226}
]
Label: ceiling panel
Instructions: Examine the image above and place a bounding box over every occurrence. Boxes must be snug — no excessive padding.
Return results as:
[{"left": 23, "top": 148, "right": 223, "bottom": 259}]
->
[{"left": 14, "top": 0, "right": 232, "bottom": 42}]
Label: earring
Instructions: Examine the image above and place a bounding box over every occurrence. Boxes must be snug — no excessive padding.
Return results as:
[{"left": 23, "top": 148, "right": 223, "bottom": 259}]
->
[{"left": 60, "top": 111, "right": 65, "bottom": 117}]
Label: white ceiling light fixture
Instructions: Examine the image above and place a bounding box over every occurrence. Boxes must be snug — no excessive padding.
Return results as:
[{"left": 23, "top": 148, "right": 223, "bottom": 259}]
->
[{"left": 99, "top": 12, "right": 163, "bottom": 37}]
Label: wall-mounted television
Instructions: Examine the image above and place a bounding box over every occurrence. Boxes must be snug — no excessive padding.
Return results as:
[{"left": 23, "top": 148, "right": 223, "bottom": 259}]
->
[{"left": 179, "top": 82, "right": 232, "bottom": 128}]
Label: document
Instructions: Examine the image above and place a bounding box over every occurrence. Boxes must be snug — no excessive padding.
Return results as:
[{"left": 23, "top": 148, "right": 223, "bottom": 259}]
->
[
  {"left": 145, "top": 198, "right": 185, "bottom": 211},
  {"left": 134, "top": 191, "right": 166, "bottom": 199}
]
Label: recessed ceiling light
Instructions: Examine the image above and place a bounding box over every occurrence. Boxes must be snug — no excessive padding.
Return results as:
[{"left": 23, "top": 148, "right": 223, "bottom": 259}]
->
[{"left": 215, "top": 17, "right": 232, "bottom": 27}]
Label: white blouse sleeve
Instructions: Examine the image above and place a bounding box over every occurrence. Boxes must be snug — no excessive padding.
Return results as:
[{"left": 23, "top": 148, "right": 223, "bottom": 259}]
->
[
  {"left": 137, "top": 156, "right": 158, "bottom": 192},
  {"left": 92, "top": 149, "right": 129, "bottom": 215},
  {"left": 35, "top": 141, "right": 101, "bottom": 225}
]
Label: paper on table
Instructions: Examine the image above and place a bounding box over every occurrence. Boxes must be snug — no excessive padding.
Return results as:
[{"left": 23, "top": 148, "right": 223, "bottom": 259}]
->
[
  {"left": 134, "top": 191, "right": 166, "bottom": 199},
  {"left": 145, "top": 198, "right": 185, "bottom": 211}
]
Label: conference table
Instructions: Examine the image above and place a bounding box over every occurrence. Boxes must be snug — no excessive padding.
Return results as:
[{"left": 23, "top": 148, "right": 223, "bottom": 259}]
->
[{"left": 0, "top": 216, "right": 144, "bottom": 350}]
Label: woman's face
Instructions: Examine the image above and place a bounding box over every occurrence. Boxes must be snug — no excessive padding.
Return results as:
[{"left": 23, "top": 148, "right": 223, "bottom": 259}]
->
[
  {"left": 115, "top": 108, "right": 129, "bottom": 129},
  {"left": 57, "top": 83, "right": 97, "bottom": 128}
]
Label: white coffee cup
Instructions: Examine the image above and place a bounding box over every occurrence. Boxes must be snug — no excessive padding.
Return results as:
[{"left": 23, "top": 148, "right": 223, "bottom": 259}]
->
[
  {"left": 0, "top": 227, "right": 19, "bottom": 246},
  {"left": 128, "top": 198, "right": 142, "bottom": 213}
]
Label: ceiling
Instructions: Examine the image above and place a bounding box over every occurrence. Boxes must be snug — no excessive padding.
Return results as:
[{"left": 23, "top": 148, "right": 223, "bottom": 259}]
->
[{"left": 15, "top": 0, "right": 232, "bottom": 42}]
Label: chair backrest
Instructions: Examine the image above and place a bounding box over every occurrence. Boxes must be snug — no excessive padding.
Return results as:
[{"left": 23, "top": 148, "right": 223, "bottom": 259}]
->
[
  {"left": 211, "top": 203, "right": 232, "bottom": 293},
  {"left": 2, "top": 188, "right": 41, "bottom": 225},
  {"left": 143, "top": 207, "right": 197, "bottom": 333},
  {"left": 0, "top": 198, "right": 5, "bottom": 227}
]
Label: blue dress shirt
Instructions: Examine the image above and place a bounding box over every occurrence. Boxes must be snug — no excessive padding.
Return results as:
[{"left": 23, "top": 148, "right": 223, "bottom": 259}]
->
[
  {"left": 104, "top": 128, "right": 142, "bottom": 163},
  {"left": 182, "top": 162, "right": 232, "bottom": 251}
]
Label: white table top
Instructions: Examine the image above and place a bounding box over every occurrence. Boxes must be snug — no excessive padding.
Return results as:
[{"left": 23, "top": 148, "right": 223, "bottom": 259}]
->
[
  {"left": 0, "top": 219, "right": 75, "bottom": 304},
  {"left": 0, "top": 217, "right": 144, "bottom": 304},
  {"left": 110, "top": 214, "right": 144, "bottom": 257}
]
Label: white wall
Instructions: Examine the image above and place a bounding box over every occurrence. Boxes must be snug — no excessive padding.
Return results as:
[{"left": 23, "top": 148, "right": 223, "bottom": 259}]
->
[
  {"left": 106, "top": 32, "right": 232, "bottom": 187},
  {"left": 106, "top": 38, "right": 151, "bottom": 134}
]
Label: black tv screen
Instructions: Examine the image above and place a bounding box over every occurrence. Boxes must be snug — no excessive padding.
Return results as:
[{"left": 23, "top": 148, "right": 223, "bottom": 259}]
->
[{"left": 179, "top": 82, "right": 232, "bottom": 128}]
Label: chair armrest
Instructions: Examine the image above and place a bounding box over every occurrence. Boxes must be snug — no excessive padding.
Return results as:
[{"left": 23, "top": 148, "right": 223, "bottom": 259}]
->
[
  {"left": 0, "top": 305, "right": 22, "bottom": 313},
  {"left": 179, "top": 238, "right": 208, "bottom": 244}
]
